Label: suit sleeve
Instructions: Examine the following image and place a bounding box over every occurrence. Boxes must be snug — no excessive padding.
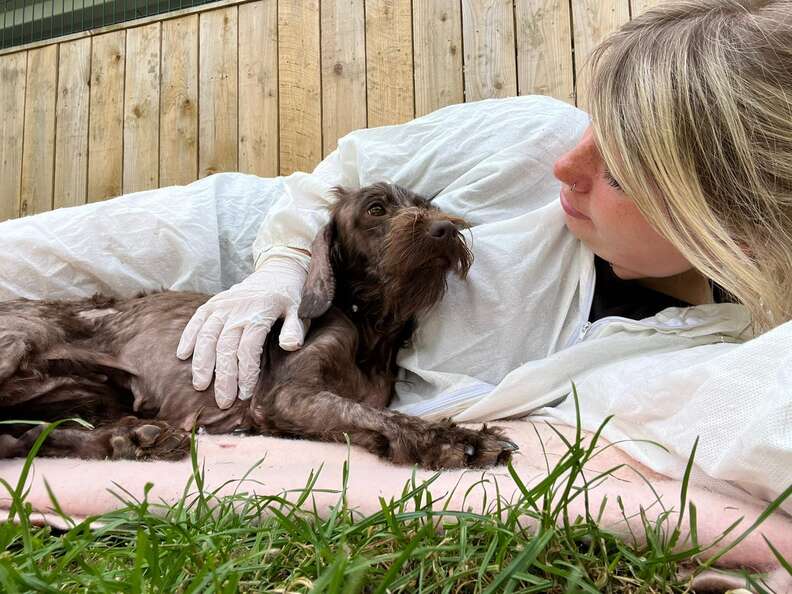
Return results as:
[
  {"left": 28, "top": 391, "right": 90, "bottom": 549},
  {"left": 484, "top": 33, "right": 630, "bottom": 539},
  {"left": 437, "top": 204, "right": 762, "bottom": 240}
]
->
[{"left": 251, "top": 96, "right": 590, "bottom": 270}]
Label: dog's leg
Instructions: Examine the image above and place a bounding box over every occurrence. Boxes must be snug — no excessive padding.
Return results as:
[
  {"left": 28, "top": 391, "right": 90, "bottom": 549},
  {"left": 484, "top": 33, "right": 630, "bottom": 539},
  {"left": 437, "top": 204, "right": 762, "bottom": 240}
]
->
[
  {"left": 0, "top": 416, "right": 190, "bottom": 461},
  {"left": 260, "top": 387, "right": 517, "bottom": 469}
]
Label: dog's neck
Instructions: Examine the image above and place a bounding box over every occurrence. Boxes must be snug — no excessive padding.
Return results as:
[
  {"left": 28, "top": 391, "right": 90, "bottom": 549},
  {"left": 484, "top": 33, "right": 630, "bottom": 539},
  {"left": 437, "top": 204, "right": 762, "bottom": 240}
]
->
[{"left": 331, "top": 256, "right": 417, "bottom": 375}]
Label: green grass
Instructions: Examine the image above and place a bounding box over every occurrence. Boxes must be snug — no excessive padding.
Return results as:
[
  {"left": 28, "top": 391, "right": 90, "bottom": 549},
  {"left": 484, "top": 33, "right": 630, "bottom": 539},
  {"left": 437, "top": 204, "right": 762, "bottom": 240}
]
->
[{"left": 0, "top": 388, "right": 790, "bottom": 593}]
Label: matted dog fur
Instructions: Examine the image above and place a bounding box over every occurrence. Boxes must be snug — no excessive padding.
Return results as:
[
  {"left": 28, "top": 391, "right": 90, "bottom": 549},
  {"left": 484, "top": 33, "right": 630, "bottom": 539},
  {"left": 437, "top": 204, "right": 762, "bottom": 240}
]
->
[{"left": 0, "top": 183, "right": 516, "bottom": 469}]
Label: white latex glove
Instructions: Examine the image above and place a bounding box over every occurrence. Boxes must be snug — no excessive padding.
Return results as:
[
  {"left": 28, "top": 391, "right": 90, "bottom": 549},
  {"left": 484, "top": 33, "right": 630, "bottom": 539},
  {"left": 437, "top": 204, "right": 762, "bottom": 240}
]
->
[{"left": 176, "top": 255, "right": 309, "bottom": 408}]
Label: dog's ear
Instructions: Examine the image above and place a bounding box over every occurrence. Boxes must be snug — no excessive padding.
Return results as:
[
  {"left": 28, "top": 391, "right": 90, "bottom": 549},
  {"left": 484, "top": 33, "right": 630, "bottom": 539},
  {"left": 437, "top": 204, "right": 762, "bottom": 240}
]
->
[{"left": 298, "top": 222, "right": 337, "bottom": 319}]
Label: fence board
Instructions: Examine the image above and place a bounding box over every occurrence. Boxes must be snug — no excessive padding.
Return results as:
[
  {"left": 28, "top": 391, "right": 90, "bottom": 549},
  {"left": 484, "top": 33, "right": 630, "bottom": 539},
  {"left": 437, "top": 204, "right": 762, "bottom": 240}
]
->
[
  {"left": 199, "top": 7, "right": 239, "bottom": 177},
  {"left": 572, "top": 0, "right": 630, "bottom": 106},
  {"left": 413, "top": 0, "right": 463, "bottom": 117},
  {"left": 88, "top": 31, "right": 125, "bottom": 203},
  {"left": 0, "top": 52, "right": 26, "bottom": 221},
  {"left": 239, "top": 1, "right": 278, "bottom": 177},
  {"left": 462, "top": 0, "right": 517, "bottom": 102},
  {"left": 20, "top": 45, "right": 57, "bottom": 216},
  {"left": 161, "top": 15, "right": 198, "bottom": 187},
  {"left": 321, "top": 0, "right": 366, "bottom": 156},
  {"left": 54, "top": 37, "right": 91, "bottom": 209},
  {"left": 278, "top": 0, "right": 321, "bottom": 175},
  {"left": 365, "top": 0, "right": 414, "bottom": 127},
  {"left": 515, "top": 0, "right": 574, "bottom": 103},
  {"left": 123, "top": 23, "right": 161, "bottom": 194}
]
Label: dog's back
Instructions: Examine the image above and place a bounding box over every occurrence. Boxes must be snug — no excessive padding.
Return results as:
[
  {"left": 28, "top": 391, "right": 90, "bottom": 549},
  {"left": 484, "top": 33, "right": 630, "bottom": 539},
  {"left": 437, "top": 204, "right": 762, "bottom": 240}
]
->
[{"left": 0, "top": 292, "right": 254, "bottom": 431}]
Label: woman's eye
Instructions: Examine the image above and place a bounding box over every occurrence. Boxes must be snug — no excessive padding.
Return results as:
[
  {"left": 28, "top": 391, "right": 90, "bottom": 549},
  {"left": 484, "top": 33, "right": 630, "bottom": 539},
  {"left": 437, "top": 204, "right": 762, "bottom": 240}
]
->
[
  {"left": 367, "top": 204, "right": 386, "bottom": 216},
  {"left": 603, "top": 169, "right": 623, "bottom": 191}
]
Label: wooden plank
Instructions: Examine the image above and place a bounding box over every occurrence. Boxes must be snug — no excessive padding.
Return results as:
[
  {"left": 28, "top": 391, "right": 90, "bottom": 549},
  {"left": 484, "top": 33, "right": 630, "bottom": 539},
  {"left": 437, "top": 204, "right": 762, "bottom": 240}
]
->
[
  {"left": 20, "top": 45, "right": 58, "bottom": 216},
  {"left": 54, "top": 37, "right": 91, "bottom": 209},
  {"left": 123, "top": 23, "right": 161, "bottom": 194},
  {"left": 0, "top": 52, "right": 26, "bottom": 221},
  {"left": 238, "top": 1, "right": 278, "bottom": 177},
  {"left": 365, "top": 0, "right": 414, "bottom": 127},
  {"left": 161, "top": 14, "right": 198, "bottom": 187},
  {"left": 88, "top": 31, "right": 125, "bottom": 202},
  {"left": 631, "top": 0, "right": 664, "bottom": 17},
  {"left": 278, "top": 0, "right": 321, "bottom": 175},
  {"left": 412, "top": 0, "right": 463, "bottom": 117},
  {"left": 572, "top": 0, "right": 630, "bottom": 107},
  {"left": 461, "top": 0, "right": 517, "bottom": 102},
  {"left": 515, "top": 0, "right": 574, "bottom": 103},
  {"left": 321, "top": 0, "right": 366, "bottom": 155},
  {"left": 199, "top": 7, "right": 238, "bottom": 177}
]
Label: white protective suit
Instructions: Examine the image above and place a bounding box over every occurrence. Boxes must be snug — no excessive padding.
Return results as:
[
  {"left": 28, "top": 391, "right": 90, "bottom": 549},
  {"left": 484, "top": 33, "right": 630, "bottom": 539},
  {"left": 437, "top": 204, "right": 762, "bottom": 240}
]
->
[
  {"left": 252, "top": 96, "right": 789, "bottom": 511},
  {"left": 0, "top": 95, "right": 788, "bottom": 512}
]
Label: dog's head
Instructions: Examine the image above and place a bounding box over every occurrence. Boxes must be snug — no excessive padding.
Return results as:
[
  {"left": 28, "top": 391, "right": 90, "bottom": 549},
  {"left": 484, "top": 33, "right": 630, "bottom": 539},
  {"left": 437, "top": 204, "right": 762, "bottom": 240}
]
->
[{"left": 299, "top": 183, "right": 472, "bottom": 321}]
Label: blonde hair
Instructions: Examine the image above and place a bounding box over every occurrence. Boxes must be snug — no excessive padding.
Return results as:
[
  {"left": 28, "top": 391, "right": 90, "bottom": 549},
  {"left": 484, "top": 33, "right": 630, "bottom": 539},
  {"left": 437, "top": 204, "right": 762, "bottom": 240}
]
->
[{"left": 586, "top": 0, "right": 792, "bottom": 332}]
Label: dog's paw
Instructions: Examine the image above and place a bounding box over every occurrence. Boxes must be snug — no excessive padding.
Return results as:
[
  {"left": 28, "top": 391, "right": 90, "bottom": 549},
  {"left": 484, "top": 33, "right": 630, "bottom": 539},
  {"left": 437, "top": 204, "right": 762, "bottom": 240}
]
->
[
  {"left": 108, "top": 417, "right": 191, "bottom": 461},
  {"left": 432, "top": 423, "right": 518, "bottom": 469},
  {"left": 390, "top": 421, "right": 518, "bottom": 470}
]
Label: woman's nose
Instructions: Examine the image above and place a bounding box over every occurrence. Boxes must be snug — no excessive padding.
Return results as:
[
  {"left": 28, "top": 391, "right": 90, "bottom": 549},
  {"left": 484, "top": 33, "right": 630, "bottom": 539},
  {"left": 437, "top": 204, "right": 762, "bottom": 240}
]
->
[
  {"left": 552, "top": 128, "right": 598, "bottom": 192},
  {"left": 552, "top": 150, "right": 577, "bottom": 187}
]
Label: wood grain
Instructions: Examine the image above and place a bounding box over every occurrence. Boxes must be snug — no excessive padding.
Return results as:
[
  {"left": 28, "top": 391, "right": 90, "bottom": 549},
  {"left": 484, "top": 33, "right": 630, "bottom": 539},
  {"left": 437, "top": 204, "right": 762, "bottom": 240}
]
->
[
  {"left": 571, "top": 0, "right": 630, "bottom": 108},
  {"left": 54, "top": 37, "right": 91, "bottom": 209},
  {"left": 413, "top": 0, "right": 463, "bottom": 117},
  {"left": 0, "top": 52, "right": 26, "bottom": 221},
  {"left": 461, "top": 0, "right": 517, "bottom": 101},
  {"left": 20, "top": 45, "right": 57, "bottom": 216},
  {"left": 278, "top": 0, "right": 322, "bottom": 175},
  {"left": 161, "top": 14, "right": 198, "bottom": 187},
  {"left": 123, "top": 23, "right": 161, "bottom": 193},
  {"left": 321, "top": 0, "right": 366, "bottom": 155},
  {"left": 365, "top": 0, "right": 414, "bottom": 127},
  {"left": 515, "top": 0, "right": 574, "bottom": 103},
  {"left": 199, "top": 7, "right": 239, "bottom": 177},
  {"left": 239, "top": 0, "right": 278, "bottom": 177},
  {"left": 88, "top": 31, "right": 125, "bottom": 202}
]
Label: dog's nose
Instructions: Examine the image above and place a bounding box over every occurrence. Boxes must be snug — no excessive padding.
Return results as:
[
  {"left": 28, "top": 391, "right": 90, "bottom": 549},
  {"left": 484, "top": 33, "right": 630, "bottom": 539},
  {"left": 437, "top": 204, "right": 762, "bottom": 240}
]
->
[{"left": 429, "top": 221, "right": 456, "bottom": 240}]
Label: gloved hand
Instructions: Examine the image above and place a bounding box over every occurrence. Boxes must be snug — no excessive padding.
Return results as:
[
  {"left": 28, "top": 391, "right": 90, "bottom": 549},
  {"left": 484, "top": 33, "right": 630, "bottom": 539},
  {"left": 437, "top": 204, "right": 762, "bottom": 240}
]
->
[{"left": 176, "top": 255, "right": 309, "bottom": 409}]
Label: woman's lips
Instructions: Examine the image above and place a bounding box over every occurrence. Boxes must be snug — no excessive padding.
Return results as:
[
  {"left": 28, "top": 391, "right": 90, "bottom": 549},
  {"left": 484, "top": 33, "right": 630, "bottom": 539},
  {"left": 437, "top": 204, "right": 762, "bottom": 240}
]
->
[{"left": 560, "top": 191, "right": 590, "bottom": 220}]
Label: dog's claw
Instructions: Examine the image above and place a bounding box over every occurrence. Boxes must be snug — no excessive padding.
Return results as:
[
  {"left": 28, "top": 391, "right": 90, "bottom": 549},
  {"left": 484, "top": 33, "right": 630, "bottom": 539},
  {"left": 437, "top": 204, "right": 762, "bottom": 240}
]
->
[
  {"left": 135, "top": 424, "right": 163, "bottom": 446},
  {"left": 464, "top": 444, "right": 476, "bottom": 457},
  {"left": 499, "top": 439, "right": 519, "bottom": 451}
]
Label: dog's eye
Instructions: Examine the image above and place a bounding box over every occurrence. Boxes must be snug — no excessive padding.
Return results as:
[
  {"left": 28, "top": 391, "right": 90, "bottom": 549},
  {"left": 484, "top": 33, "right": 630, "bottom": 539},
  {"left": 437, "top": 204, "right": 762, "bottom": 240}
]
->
[{"left": 367, "top": 203, "right": 386, "bottom": 217}]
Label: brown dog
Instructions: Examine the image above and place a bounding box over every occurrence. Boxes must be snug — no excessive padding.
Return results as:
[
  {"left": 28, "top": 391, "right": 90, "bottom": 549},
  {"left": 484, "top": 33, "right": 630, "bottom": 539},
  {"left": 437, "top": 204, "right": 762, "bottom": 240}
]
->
[{"left": 0, "top": 183, "right": 517, "bottom": 469}]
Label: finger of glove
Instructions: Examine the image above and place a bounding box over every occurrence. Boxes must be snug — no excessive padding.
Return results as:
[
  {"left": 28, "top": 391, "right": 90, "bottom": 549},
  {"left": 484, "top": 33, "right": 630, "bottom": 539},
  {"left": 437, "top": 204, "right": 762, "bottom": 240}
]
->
[
  {"left": 279, "top": 307, "right": 307, "bottom": 351},
  {"left": 213, "top": 326, "right": 243, "bottom": 409},
  {"left": 191, "top": 314, "right": 226, "bottom": 391},
  {"left": 237, "top": 321, "right": 274, "bottom": 400},
  {"left": 176, "top": 306, "right": 209, "bottom": 359}
]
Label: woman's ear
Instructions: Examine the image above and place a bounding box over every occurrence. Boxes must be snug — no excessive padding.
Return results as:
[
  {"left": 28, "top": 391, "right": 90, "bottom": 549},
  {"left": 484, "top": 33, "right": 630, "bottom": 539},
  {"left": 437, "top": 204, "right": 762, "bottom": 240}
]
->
[{"left": 298, "top": 222, "right": 337, "bottom": 319}]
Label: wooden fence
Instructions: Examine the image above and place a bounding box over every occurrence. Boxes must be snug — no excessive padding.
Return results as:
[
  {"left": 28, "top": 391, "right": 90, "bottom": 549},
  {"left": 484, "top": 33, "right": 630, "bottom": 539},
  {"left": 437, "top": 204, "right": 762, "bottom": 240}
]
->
[{"left": 0, "top": 0, "right": 661, "bottom": 222}]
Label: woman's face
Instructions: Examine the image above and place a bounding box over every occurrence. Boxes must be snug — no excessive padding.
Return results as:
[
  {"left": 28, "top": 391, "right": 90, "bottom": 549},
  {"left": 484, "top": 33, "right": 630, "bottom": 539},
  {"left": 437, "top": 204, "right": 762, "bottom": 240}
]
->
[{"left": 552, "top": 126, "right": 692, "bottom": 280}]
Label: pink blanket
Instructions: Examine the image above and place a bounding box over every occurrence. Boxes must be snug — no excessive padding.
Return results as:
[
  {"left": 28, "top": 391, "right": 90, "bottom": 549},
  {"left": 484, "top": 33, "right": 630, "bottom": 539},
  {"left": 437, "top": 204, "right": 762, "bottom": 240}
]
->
[{"left": 1, "top": 421, "right": 790, "bottom": 592}]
